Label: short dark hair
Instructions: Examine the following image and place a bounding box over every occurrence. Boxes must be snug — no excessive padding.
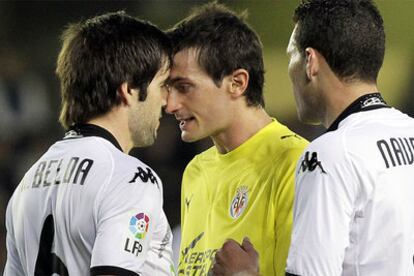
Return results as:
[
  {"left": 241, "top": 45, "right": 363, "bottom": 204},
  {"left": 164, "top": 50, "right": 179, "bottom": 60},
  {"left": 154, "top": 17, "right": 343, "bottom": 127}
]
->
[
  {"left": 56, "top": 11, "right": 171, "bottom": 129},
  {"left": 168, "top": 3, "right": 265, "bottom": 107},
  {"left": 293, "top": 0, "right": 385, "bottom": 82}
]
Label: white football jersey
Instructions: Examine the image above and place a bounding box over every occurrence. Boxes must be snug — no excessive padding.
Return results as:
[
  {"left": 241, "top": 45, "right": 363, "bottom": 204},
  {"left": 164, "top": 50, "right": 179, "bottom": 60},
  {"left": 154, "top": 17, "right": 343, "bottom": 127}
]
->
[
  {"left": 4, "top": 124, "right": 174, "bottom": 276},
  {"left": 286, "top": 94, "right": 414, "bottom": 276}
]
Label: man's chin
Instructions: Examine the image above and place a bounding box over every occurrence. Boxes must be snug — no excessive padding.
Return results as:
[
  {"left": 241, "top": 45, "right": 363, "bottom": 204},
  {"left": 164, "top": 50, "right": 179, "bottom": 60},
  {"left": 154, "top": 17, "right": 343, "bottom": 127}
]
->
[
  {"left": 181, "top": 131, "right": 201, "bottom": 143},
  {"left": 133, "top": 135, "right": 156, "bottom": 148}
]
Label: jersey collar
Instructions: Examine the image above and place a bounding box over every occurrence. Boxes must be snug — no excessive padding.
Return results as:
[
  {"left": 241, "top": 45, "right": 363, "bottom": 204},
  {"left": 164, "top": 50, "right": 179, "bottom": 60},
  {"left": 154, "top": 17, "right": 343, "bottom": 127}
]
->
[
  {"left": 64, "top": 124, "right": 123, "bottom": 152},
  {"left": 327, "top": 92, "right": 389, "bottom": 132}
]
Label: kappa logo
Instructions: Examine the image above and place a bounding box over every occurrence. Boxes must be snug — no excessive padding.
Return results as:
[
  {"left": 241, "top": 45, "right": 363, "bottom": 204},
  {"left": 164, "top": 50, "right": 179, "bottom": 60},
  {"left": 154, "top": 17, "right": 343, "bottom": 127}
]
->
[
  {"left": 300, "top": 151, "right": 327, "bottom": 174},
  {"left": 129, "top": 166, "right": 159, "bottom": 189},
  {"left": 230, "top": 186, "right": 249, "bottom": 219}
]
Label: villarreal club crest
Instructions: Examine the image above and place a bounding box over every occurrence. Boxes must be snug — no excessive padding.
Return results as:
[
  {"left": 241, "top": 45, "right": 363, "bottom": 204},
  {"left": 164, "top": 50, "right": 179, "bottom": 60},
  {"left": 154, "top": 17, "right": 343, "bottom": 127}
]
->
[{"left": 230, "top": 186, "right": 249, "bottom": 219}]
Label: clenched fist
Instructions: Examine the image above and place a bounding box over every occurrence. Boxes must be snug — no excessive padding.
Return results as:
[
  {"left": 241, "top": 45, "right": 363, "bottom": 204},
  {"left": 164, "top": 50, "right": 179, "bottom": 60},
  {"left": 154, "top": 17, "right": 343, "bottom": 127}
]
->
[{"left": 212, "top": 237, "right": 260, "bottom": 276}]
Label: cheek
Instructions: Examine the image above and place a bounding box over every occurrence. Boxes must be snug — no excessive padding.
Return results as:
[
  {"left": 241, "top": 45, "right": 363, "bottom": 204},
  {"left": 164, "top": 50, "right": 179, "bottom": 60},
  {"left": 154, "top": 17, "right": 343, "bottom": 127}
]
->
[
  {"left": 289, "top": 60, "right": 301, "bottom": 83},
  {"left": 150, "top": 89, "right": 162, "bottom": 108}
]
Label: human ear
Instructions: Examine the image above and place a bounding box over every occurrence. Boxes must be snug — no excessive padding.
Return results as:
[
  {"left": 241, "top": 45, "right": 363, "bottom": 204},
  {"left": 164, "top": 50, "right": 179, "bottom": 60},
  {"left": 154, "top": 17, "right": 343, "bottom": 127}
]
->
[
  {"left": 117, "top": 82, "right": 135, "bottom": 105},
  {"left": 229, "top": 68, "right": 249, "bottom": 98},
  {"left": 305, "top": 47, "right": 319, "bottom": 80}
]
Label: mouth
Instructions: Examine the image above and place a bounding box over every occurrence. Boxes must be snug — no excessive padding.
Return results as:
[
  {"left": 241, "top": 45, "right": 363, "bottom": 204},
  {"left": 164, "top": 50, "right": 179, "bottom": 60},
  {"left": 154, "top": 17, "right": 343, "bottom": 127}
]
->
[{"left": 178, "top": 116, "right": 195, "bottom": 130}]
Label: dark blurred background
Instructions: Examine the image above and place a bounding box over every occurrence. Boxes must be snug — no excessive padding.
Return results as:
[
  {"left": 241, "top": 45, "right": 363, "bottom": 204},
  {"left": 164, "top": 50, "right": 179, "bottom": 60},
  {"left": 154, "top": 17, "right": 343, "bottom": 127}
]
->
[{"left": 1, "top": 0, "right": 414, "bottom": 271}]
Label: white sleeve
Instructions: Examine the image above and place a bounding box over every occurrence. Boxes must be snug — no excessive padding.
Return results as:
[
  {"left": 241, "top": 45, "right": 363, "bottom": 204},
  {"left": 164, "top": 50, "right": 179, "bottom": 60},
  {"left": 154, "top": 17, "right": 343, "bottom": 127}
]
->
[
  {"left": 142, "top": 210, "right": 175, "bottom": 276},
  {"left": 90, "top": 165, "right": 163, "bottom": 276},
  {"left": 4, "top": 195, "right": 25, "bottom": 276},
  {"left": 286, "top": 140, "right": 359, "bottom": 276}
]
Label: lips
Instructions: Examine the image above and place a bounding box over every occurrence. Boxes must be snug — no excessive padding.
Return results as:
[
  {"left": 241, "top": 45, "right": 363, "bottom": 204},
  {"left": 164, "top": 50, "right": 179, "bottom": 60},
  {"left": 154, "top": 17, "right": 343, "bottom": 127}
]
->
[{"left": 178, "top": 117, "right": 195, "bottom": 130}]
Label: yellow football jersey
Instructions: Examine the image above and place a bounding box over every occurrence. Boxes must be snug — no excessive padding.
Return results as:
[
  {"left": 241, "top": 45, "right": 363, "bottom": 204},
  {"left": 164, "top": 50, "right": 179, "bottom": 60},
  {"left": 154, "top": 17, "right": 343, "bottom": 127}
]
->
[{"left": 178, "top": 119, "right": 308, "bottom": 276}]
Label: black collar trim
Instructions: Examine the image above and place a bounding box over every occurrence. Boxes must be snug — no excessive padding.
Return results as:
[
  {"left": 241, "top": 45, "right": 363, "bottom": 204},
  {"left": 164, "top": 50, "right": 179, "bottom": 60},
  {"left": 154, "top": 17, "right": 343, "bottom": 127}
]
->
[
  {"left": 327, "top": 93, "right": 390, "bottom": 132},
  {"left": 64, "top": 124, "right": 123, "bottom": 152}
]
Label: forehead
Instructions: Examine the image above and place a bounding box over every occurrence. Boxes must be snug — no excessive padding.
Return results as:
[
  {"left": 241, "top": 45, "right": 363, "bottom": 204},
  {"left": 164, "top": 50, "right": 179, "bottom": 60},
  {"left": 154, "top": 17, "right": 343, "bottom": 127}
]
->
[
  {"left": 287, "top": 25, "right": 299, "bottom": 55},
  {"left": 169, "top": 47, "right": 208, "bottom": 81}
]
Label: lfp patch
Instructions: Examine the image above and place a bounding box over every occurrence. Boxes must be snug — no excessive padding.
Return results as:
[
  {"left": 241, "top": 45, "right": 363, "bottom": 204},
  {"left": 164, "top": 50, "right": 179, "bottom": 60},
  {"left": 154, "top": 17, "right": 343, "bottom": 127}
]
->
[
  {"left": 230, "top": 186, "right": 248, "bottom": 219},
  {"left": 129, "top": 212, "right": 150, "bottom": 239}
]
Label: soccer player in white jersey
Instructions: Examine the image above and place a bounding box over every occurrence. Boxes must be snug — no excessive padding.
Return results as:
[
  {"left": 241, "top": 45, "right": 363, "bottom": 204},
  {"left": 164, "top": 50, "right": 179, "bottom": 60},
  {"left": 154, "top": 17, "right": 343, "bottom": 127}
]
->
[
  {"left": 4, "top": 12, "right": 175, "bottom": 276},
  {"left": 212, "top": 0, "right": 414, "bottom": 275}
]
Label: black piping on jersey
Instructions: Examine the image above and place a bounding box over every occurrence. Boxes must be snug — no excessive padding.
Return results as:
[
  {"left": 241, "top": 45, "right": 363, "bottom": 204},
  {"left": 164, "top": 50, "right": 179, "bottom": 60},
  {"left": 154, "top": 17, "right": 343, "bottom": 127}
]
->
[
  {"left": 90, "top": 266, "right": 140, "bottom": 276},
  {"left": 65, "top": 123, "right": 123, "bottom": 152},
  {"left": 327, "top": 93, "right": 390, "bottom": 132},
  {"left": 285, "top": 273, "right": 300, "bottom": 276}
]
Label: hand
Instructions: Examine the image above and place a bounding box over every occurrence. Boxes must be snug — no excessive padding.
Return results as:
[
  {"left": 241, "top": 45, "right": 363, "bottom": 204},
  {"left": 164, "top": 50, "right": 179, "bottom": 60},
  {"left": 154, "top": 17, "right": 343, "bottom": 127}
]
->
[{"left": 212, "top": 237, "right": 260, "bottom": 276}]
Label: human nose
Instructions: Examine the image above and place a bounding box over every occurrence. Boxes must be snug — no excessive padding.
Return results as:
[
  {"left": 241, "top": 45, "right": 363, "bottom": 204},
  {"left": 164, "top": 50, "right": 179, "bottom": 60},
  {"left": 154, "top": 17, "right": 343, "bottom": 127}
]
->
[{"left": 165, "top": 89, "right": 181, "bottom": 114}]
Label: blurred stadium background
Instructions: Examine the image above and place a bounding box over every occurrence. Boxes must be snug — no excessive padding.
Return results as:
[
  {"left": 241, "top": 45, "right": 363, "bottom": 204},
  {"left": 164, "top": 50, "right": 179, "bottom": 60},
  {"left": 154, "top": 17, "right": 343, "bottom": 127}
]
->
[{"left": 1, "top": 0, "right": 413, "bottom": 271}]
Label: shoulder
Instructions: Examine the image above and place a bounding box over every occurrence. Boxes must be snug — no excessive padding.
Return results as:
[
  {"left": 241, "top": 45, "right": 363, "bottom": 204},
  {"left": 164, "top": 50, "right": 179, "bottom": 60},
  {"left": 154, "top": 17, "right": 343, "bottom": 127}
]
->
[
  {"left": 296, "top": 119, "right": 366, "bottom": 182},
  {"left": 267, "top": 119, "right": 308, "bottom": 146},
  {"left": 110, "top": 150, "right": 162, "bottom": 192},
  {"left": 263, "top": 120, "right": 308, "bottom": 162},
  {"left": 80, "top": 137, "right": 162, "bottom": 186},
  {"left": 73, "top": 138, "right": 163, "bottom": 204},
  {"left": 301, "top": 129, "right": 347, "bottom": 168},
  {"left": 306, "top": 108, "right": 408, "bottom": 165}
]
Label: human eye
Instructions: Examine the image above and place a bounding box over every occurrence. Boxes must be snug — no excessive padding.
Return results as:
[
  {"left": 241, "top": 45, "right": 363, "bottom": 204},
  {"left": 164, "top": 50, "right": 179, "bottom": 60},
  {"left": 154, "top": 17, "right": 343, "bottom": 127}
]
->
[{"left": 174, "top": 82, "right": 193, "bottom": 94}]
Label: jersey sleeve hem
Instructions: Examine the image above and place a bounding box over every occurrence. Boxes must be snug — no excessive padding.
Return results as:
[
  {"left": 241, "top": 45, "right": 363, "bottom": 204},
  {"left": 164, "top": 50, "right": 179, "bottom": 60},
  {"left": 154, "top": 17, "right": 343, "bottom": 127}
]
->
[{"left": 90, "top": 265, "right": 140, "bottom": 276}]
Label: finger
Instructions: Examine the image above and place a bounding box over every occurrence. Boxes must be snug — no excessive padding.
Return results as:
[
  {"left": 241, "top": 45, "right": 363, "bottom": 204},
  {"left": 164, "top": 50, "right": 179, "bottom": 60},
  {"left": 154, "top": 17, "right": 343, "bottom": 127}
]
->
[
  {"left": 242, "top": 237, "right": 259, "bottom": 259},
  {"left": 211, "top": 261, "right": 225, "bottom": 276},
  {"left": 241, "top": 237, "right": 254, "bottom": 251},
  {"left": 214, "top": 249, "right": 224, "bottom": 264},
  {"left": 222, "top": 239, "right": 242, "bottom": 252}
]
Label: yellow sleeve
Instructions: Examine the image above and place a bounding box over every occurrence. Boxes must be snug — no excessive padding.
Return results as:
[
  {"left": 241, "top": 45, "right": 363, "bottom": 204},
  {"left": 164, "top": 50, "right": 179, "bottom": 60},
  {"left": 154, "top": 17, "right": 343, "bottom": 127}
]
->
[
  {"left": 178, "top": 156, "right": 201, "bottom": 265},
  {"left": 273, "top": 147, "right": 305, "bottom": 276},
  {"left": 180, "top": 161, "right": 192, "bottom": 246},
  {"left": 180, "top": 168, "right": 186, "bottom": 240}
]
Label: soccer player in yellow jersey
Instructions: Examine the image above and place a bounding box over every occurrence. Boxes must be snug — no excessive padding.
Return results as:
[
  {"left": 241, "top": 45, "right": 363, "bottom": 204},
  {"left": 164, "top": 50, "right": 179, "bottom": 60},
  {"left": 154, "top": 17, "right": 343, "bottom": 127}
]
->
[{"left": 166, "top": 3, "right": 308, "bottom": 275}]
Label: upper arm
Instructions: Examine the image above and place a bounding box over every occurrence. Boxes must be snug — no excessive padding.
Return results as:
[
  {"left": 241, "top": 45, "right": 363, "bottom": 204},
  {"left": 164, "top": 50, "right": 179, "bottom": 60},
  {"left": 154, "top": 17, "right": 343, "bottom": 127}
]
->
[
  {"left": 90, "top": 166, "right": 162, "bottom": 275},
  {"left": 4, "top": 196, "right": 25, "bottom": 276},
  {"left": 286, "top": 141, "right": 358, "bottom": 276},
  {"left": 273, "top": 147, "right": 305, "bottom": 276}
]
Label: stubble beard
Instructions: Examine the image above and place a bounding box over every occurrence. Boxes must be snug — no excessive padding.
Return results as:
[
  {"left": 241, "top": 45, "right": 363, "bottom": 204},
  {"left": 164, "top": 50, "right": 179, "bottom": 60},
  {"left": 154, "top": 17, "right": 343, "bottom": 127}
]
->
[{"left": 128, "top": 110, "right": 157, "bottom": 148}]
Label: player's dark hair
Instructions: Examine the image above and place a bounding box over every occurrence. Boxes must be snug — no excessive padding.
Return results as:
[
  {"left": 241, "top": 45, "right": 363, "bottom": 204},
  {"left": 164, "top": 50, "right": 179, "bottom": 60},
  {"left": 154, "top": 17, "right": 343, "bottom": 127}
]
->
[
  {"left": 293, "top": 0, "right": 385, "bottom": 82},
  {"left": 56, "top": 11, "right": 172, "bottom": 129},
  {"left": 168, "top": 2, "right": 265, "bottom": 107}
]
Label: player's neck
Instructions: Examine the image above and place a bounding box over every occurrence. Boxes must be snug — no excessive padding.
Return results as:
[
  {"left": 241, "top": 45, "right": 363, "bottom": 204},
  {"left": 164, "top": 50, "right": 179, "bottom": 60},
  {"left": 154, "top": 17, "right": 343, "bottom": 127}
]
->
[
  {"left": 212, "top": 106, "right": 272, "bottom": 154},
  {"left": 87, "top": 108, "right": 133, "bottom": 153},
  {"left": 322, "top": 81, "right": 379, "bottom": 128}
]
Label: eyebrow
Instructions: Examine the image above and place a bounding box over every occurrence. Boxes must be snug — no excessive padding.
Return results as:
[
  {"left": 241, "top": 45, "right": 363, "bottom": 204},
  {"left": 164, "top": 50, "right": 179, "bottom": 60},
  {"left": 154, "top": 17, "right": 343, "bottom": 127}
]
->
[{"left": 165, "top": 76, "right": 191, "bottom": 86}]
